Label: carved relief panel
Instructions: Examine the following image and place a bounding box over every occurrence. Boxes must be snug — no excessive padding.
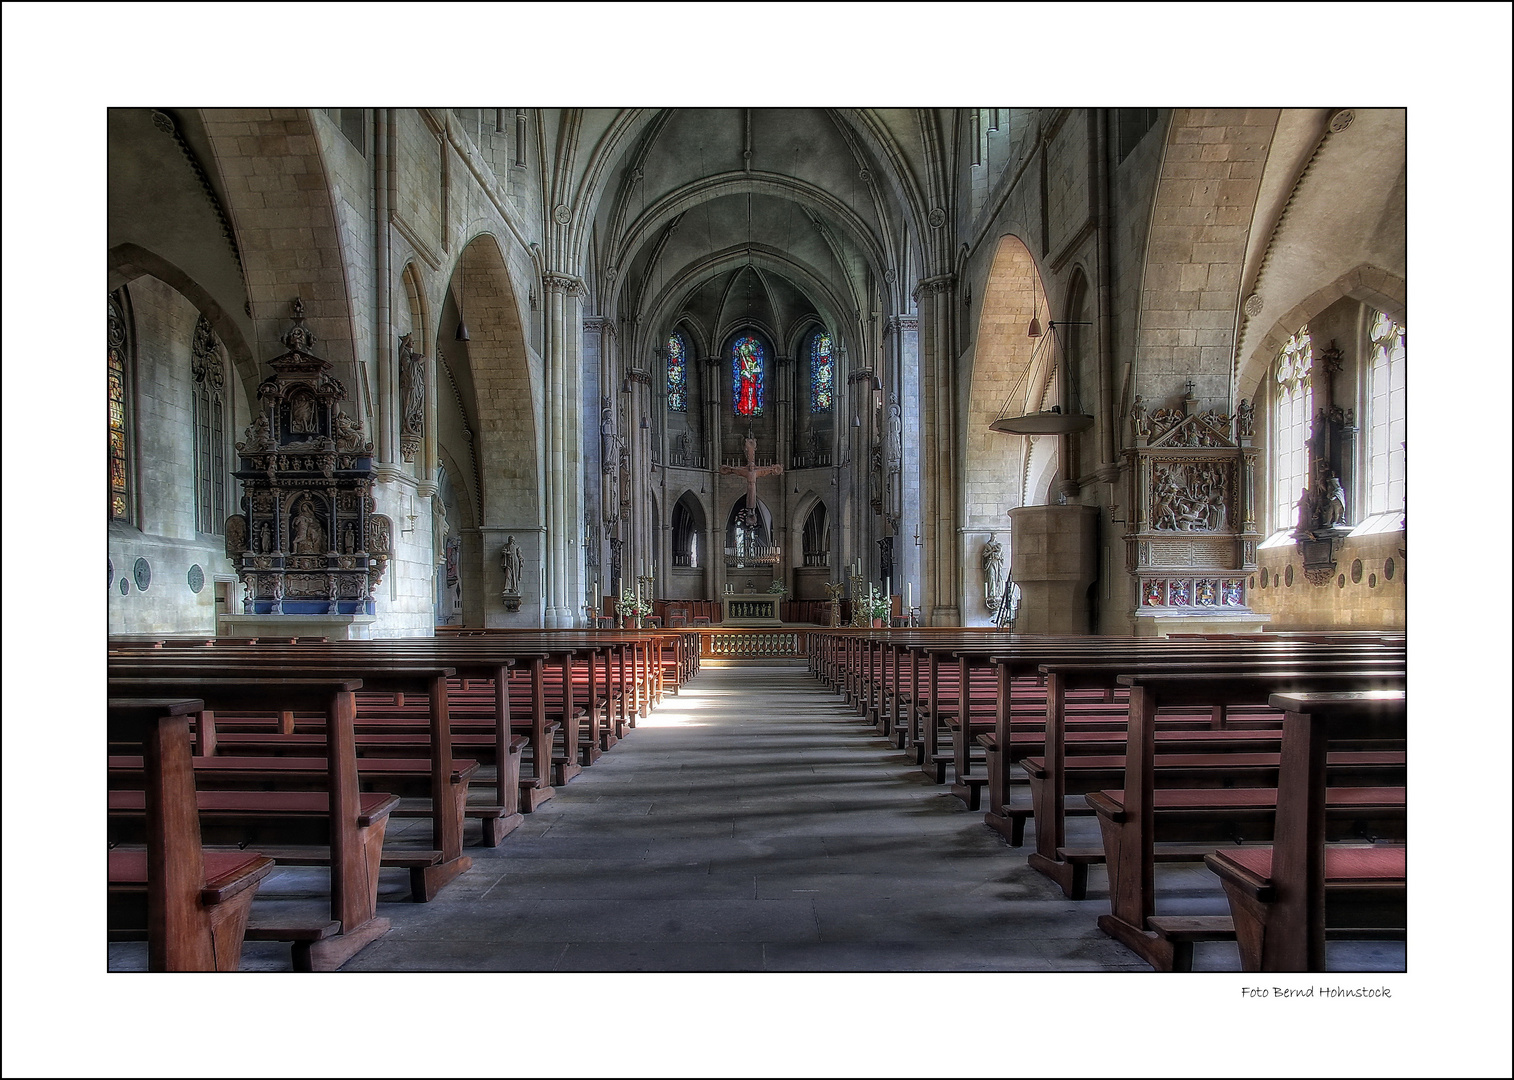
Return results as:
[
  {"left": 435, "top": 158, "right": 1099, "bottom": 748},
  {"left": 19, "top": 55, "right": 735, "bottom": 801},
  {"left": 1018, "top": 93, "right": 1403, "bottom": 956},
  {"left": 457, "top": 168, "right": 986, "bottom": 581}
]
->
[{"left": 1124, "top": 389, "right": 1260, "bottom": 617}]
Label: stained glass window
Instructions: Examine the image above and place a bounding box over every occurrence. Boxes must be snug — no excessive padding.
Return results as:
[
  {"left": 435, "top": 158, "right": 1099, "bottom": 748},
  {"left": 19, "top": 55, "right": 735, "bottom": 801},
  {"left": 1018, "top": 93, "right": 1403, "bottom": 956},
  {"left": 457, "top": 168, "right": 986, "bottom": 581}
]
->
[
  {"left": 1366, "top": 311, "right": 1405, "bottom": 516},
  {"left": 809, "top": 330, "right": 834, "bottom": 413},
  {"left": 731, "top": 334, "right": 765, "bottom": 416},
  {"left": 1272, "top": 326, "right": 1312, "bottom": 531},
  {"left": 666, "top": 330, "right": 688, "bottom": 413},
  {"left": 108, "top": 292, "right": 131, "bottom": 521}
]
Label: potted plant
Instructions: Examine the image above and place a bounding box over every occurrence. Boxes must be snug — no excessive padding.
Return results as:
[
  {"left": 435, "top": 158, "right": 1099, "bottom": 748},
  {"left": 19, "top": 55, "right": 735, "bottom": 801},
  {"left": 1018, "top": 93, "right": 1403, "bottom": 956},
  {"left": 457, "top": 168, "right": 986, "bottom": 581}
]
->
[
  {"left": 864, "top": 585, "right": 891, "bottom": 627},
  {"left": 616, "top": 589, "right": 652, "bottom": 627}
]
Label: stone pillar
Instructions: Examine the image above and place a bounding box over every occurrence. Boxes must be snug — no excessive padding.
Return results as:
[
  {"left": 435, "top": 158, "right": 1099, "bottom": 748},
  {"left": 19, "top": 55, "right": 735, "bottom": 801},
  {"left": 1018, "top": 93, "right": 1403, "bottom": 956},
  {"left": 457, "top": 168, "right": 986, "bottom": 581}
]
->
[
  {"left": 704, "top": 355, "right": 723, "bottom": 598},
  {"left": 917, "top": 275, "right": 960, "bottom": 624},
  {"left": 372, "top": 109, "right": 398, "bottom": 478},
  {"left": 541, "top": 272, "right": 584, "bottom": 626},
  {"left": 775, "top": 353, "right": 793, "bottom": 597},
  {"left": 418, "top": 344, "right": 439, "bottom": 498},
  {"left": 1008, "top": 504, "right": 1099, "bottom": 635}
]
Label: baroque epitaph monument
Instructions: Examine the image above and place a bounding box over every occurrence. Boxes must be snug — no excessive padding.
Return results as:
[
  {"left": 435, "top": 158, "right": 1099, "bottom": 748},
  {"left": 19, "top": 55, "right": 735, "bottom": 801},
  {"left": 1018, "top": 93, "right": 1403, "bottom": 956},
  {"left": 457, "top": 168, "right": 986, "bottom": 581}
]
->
[{"left": 224, "top": 301, "right": 391, "bottom": 622}]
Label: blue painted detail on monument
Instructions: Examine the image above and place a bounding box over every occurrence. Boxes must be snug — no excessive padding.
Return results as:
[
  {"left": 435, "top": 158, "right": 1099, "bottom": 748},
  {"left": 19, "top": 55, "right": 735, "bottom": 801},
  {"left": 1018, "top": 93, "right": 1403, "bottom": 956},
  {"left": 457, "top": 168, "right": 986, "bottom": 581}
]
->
[{"left": 249, "top": 600, "right": 375, "bottom": 616}]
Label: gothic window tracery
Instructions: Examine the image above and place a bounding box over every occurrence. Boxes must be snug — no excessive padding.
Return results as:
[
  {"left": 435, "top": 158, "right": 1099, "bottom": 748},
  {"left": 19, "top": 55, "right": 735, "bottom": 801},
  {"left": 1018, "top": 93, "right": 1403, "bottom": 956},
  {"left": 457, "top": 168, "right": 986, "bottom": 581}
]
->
[
  {"left": 730, "top": 334, "right": 766, "bottom": 416},
  {"left": 809, "top": 330, "right": 834, "bottom": 413},
  {"left": 108, "top": 290, "right": 134, "bottom": 522},
  {"left": 1271, "top": 325, "right": 1313, "bottom": 531},
  {"left": 666, "top": 330, "right": 688, "bottom": 413},
  {"left": 1366, "top": 311, "right": 1405, "bottom": 516}
]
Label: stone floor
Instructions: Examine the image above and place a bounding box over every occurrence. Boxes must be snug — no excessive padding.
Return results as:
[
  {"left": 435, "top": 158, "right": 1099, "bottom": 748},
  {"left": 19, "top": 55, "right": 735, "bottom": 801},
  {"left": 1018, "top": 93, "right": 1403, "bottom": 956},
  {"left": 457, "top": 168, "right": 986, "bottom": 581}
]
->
[{"left": 108, "top": 659, "right": 1405, "bottom": 974}]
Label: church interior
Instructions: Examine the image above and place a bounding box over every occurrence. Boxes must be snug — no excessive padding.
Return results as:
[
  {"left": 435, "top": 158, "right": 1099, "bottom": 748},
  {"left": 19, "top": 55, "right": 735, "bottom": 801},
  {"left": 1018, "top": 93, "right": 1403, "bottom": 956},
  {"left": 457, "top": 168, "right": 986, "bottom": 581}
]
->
[{"left": 5, "top": 8, "right": 1512, "bottom": 1078}]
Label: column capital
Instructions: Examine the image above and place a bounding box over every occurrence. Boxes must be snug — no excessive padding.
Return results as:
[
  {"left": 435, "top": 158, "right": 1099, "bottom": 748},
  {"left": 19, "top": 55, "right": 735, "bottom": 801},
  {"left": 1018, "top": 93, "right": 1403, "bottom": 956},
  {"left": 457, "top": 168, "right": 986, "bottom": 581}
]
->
[
  {"left": 916, "top": 273, "right": 955, "bottom": 295},
  {"left": 886, "top": 315, "right": 919, "bottom": 334},
  {"left": 542, "top": 271, "right": 586, "bottom": 297}
]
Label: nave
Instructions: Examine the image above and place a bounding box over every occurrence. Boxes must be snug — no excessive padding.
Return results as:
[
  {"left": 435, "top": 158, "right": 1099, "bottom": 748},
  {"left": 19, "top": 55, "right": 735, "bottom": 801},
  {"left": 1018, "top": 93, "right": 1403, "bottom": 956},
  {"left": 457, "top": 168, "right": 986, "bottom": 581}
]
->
[{"left": 106, "top": 659, "right": 1403, "bottom": 974}]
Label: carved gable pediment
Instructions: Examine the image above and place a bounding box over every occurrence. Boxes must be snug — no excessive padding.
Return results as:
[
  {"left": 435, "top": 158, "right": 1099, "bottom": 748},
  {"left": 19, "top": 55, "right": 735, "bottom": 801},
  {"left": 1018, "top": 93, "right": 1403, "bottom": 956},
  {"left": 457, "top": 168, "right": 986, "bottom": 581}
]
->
[{"left": 1147, "top": 410, "right": 1236, "bottom": 449}]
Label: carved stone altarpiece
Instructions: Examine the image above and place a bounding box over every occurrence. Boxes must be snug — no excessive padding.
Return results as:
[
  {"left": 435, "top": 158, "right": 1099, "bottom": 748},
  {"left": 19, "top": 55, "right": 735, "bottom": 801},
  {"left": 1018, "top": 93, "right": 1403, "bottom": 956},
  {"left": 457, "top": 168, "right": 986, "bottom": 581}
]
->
[
  {"left": 1124, "top": 386, "right": 1263, "bottom": 628},
  {"left": 224, "top": 300, "right": 388, "bottom": 615}
]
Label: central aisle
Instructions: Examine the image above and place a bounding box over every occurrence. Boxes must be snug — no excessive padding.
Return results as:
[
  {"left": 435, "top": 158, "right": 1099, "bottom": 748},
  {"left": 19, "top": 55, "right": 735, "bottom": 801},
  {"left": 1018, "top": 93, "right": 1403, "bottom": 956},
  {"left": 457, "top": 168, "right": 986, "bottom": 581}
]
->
[{"left": 341, "top": 660, "right": 1147, "bottom": 972}]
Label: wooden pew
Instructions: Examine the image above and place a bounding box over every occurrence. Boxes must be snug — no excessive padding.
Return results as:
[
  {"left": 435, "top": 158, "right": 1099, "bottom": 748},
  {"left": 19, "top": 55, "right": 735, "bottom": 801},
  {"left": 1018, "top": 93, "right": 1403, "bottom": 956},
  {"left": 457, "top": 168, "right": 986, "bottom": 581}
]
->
[
  {"left": 110, "top": 657, "right": 473, "bottom": 899},
  {"left": 1204, "top": 690, "right": 1407, "bottom": 971},
  {"left": 1023, "top": 647, "right": 1403, "bottom": 897},
  {"left": 107, "top": 676, "right": 392, "bottom": 970},
  {"left": 1093, "top": 669, "right": 1406, "bottom": 971},
  {"left": 107, "top": 697, "right": 277, "bottom": 971}
]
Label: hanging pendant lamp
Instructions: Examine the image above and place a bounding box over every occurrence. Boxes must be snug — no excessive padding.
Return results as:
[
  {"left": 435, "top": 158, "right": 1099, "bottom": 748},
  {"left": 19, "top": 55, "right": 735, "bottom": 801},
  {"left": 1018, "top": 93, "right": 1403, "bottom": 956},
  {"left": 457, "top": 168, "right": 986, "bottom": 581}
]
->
[{"left": 988, "top": 320, "right": 1094, "bottom": 435}]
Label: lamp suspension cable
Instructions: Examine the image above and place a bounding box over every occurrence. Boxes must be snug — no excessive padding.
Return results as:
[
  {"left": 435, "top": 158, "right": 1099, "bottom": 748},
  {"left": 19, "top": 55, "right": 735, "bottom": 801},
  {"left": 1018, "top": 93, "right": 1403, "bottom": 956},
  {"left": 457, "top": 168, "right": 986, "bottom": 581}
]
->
[{"left": 455, "top": 251, "right": 470, "bottom": 341}]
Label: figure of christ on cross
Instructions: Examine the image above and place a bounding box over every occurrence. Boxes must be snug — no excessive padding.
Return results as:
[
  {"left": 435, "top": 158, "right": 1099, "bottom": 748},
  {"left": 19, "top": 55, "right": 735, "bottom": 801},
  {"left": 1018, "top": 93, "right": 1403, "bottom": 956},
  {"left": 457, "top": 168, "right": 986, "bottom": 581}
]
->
[{"left": 721, "top": 431, "right": 783, "bottom": 546}]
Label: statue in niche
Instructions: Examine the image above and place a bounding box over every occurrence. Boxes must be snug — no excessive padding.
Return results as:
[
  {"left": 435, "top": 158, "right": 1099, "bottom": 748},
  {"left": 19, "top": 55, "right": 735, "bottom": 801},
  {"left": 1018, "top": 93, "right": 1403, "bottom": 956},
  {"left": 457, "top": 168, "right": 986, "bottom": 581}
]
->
[
  {"left": 982, "top": 532, "right": 1004, "bottom": 593},
  {"left": 290, "top": 392, "right": 318, "bottom": 435},
  {"left": 1130, "top": 396, "right": 1149, "bottom": 442},
  {"left": 809, "top": 427, "right": 824, "bottom": 457},
  {"left": 367, "top": 514, "right": 392, "bottom": 556},
  {"left": 225, "top": 515, "right": 248, "bottom": 559},
  {"left": 885, "top": 394, "right": 903, "bottom": 477},
  {"left": 343, "top": 522, "right": 357, "bottom": 555},
  {"left": 432, "top": 497, "right": 449, "bottom": 564},
  {"left": 333, "top": 410, "right": 369, "bottom": 453},
  {"left": 238, "top": 414, "right": 276, "bottom": 453},
  {"left": 1320, "top": 474, "right": 1347, "bottom": 527},
  {"left": 259, "top": 521, "right": 274, "bottom": 554},
  {"left": 398, "top": 333, "right": 425, "bottom": 447},
  {"left": 290, "top": 494, "right": 327, "bottom": 554},
  {"left": 1295, "top": 486, "right": 1315, "bottom": 535},
  {"left": 1235, "top": 399, "right": 1254, "bottom": 439},
  {"left": 599, "top": 396, "right": 616, "bottom": 473},
  {"left": 500, "top": 535, "right": 524, "bottom": 595}
]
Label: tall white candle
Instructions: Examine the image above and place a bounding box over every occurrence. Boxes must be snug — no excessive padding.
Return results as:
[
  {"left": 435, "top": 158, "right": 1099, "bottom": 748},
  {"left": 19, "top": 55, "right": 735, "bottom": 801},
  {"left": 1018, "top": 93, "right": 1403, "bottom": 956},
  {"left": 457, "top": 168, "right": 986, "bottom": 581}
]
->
[{"left": 906, "top": 583, "right": 912, "bottom": 609}]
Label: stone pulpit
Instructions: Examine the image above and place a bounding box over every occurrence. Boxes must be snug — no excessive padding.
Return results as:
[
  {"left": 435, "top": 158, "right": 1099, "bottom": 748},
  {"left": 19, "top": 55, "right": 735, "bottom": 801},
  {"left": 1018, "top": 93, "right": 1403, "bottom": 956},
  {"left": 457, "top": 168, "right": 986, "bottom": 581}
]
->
[{"left": 220, "top": 301, "right": 388, "bottom": 638}]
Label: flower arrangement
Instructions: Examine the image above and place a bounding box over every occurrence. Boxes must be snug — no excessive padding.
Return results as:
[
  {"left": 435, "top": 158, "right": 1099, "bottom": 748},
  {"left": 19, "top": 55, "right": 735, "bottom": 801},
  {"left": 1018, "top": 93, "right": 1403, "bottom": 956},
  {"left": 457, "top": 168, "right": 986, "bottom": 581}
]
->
[
  {"left": 863, "top": 585, "right": 891, "bottom": 623},
  {"left": 616, "top": 589, "right": 652, "bottom": 619}
]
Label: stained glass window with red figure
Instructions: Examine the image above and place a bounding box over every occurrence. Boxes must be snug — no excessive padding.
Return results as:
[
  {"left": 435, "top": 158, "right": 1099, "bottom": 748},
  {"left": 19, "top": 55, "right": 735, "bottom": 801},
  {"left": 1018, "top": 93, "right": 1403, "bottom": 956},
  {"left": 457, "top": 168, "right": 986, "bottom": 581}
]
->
[{"left": 731, "top": 334, "right": 765, "bottom": 416}]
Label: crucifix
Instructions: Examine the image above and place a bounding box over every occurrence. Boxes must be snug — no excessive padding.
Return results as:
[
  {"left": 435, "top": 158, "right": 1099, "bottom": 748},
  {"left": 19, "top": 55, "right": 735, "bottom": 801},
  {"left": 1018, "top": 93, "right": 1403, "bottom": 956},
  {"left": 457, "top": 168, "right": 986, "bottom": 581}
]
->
[{"left": 721, "top": 429, "right": 783, "bottom": 543}]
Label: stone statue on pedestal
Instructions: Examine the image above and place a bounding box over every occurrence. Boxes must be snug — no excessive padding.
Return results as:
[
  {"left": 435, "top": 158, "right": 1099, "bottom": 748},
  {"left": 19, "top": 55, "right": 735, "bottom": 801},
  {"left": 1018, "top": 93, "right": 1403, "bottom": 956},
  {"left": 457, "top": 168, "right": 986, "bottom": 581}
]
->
[{"left": 500, "top": 535, "right": 524, "bottom": 596}]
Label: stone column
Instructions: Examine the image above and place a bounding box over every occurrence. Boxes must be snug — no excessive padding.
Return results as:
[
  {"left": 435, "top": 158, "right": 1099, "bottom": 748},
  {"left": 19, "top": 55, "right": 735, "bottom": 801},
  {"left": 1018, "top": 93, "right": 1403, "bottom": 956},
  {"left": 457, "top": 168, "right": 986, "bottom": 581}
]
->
[
  {"left": 705, "top": 354, "right": 724, "bottom": 598},
  {"left": 418, "top": 344, "right": 439, "bottom": 498},
  {"left": 372, "top": 108, "right": 398, "bottom": 478},
  {"left": 541, "top": 272, "right": 584, "bottom": 627},
  {"left": 917, "top": 275, "right": 960, "bottom": 624},
  {"left": 775, "top": 353, "right": 793, "bottom": 596}
]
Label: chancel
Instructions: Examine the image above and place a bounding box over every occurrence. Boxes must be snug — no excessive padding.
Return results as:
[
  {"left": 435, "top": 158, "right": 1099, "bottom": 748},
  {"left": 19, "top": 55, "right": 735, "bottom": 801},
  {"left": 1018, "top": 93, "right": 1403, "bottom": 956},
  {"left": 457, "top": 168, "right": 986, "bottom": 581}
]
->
[{"left": 90, "top": 92, "right": 1437, "bottom": 1003}]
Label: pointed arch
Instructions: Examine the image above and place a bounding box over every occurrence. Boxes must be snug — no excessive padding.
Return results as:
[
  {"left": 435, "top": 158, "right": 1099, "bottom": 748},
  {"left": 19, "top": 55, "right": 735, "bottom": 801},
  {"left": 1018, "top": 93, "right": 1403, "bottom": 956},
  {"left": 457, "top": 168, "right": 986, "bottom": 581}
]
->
[
  {"left": 961, "top": 233, "right": 1050, "bottom": 622},
  {"left": 444, "top": 233, "right": 539, "bottom": 529}
]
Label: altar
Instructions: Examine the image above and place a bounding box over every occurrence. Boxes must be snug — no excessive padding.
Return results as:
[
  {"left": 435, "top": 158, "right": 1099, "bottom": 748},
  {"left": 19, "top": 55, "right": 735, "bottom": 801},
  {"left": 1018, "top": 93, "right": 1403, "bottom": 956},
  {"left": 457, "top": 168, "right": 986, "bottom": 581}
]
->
[{"left": 721, "top": 595, "right": 782, "bottom": 626}]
